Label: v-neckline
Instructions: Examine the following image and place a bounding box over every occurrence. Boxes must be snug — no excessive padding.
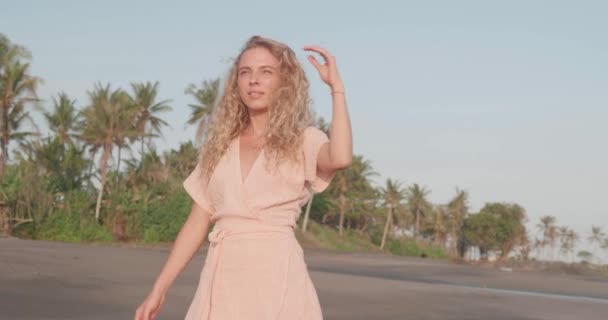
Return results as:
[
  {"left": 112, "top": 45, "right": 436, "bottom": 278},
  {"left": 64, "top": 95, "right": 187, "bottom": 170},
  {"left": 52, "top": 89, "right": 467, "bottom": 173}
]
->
[{"left": 236, "top": 134, "right": 264, "bottom": 186}]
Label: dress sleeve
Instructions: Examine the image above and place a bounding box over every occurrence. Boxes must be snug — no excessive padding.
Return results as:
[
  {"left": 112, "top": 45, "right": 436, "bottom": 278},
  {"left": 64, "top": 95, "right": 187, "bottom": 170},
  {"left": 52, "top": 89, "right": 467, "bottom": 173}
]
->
[
  {"left": 303, "top": 126, "right": 336, "bottom": 193},
  {"left": 183, "top": 162, "right": 215, "bottom": 216}
]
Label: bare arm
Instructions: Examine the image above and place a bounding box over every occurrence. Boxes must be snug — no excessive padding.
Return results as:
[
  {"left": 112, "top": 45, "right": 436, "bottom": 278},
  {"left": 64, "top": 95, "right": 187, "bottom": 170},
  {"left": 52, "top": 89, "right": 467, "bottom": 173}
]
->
[
  {"left": 319, "top": 84, "right": 352, "bottom": 171},
  {"left": 150, "top": 203, "right": 212, "bottom": 296},
  {"left": 304, "top": 45, "right": 353, "bottom": 172}
]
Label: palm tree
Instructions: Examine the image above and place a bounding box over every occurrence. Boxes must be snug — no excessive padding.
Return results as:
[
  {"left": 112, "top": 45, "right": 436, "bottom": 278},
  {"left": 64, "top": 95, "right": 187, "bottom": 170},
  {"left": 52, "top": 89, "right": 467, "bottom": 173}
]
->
[
  {"left": 547, "top": 223, "right": 559, "bottom": 260},
  {"left": 447, "top": 188, "right": 469, "bottom": 256},
  {"left": 78, "top": 83, "right": 136, "bottom": 222},
  {"left": 330, "top": 155, "right": 376, "bottom": 236},
  {"left": 125, "top": 148, "right": 168, "bottom": 187},
  {"left": 565, "top": 229, "right": 579, "bottom": 263},
  {"left": 110, "top": 90, "right": 138, "bottom": 185},
  {"left": 131, "top": 81, "right": 172, "bottom": 156},
  {"left": 43, "top": 92, "right": 80, "bottom": 145},
  {"left": 558, "top": 226, "right": 579, "bottom": 262},
  {"left": 536, "top": 215, "right": 556, "bottom": 260},
  {"left": 379, "top": 179, "right": 405, "bottom": 250},
  {"left": 332, "top": 170, "right": 348, "bottom": 236},
  {"left": 84, "top": 145, "right": 100, "bottom": 190},
  {"left": 428, "top": 205, "right": 449, "bottom": 248},
  {"left": 185, "top": 78, "right": 219, "bottom": 143},
  {"left": 601, "top": 238, "right": 608, "bottom": 263},
  {"left": 28, "top": 136, "right": 88, "bottom": 193},
  {"left": 163, "top": 141, "right": 198, "bottom": 178},
  {"left": 517, "top": 231, "right": 532, "bottom": 261},
  {"left": 0, "top": 34, "right": 41, "bottom": 178},
  {"left": 588, "top": 225, "right": 605, "bottom": 264},
  {"left": 405, "top": 183, "right": 431, "bottom": 241},
  {"left": 558, "top": 226, "right": 569, "bottom": 261}
]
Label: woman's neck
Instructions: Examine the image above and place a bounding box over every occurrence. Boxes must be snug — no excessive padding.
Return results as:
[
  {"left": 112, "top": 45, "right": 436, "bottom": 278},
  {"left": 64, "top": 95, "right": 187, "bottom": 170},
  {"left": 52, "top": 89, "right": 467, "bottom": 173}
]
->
[{"left": 245, "top": 108, "right": 269, "bottom": 138}]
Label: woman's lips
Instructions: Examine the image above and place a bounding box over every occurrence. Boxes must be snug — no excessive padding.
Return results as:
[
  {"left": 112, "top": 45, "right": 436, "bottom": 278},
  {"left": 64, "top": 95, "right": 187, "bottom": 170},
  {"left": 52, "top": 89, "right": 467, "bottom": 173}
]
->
[{"left": 248, "top": 91, "right": 264, "bottom": 99}]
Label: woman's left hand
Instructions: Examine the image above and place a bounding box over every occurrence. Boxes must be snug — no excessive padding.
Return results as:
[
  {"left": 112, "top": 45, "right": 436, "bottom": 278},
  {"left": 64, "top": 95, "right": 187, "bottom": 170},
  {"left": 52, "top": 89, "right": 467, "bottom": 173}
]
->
[{"left": 304, "top": 45, "right": 344, "bottom": 91}]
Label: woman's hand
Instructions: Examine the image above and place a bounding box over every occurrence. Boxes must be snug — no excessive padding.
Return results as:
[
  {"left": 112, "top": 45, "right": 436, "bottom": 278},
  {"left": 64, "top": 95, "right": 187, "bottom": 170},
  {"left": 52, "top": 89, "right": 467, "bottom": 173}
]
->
[
  {"left": 134, "top": 290, "right": 165, "bottom": 320},
  {"left": 303, "top": 45, "right": 344, "bottom": 92}
]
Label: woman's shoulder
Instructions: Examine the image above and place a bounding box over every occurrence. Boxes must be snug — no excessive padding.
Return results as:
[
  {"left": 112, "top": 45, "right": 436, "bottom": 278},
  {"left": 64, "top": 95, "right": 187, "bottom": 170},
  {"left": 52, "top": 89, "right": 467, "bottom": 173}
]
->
[
  {"left": 301, "top": 125, "right": 329, "bottom": 155},
  {"left": 303, "top": 125, "right": 328, "bottom": 140}
]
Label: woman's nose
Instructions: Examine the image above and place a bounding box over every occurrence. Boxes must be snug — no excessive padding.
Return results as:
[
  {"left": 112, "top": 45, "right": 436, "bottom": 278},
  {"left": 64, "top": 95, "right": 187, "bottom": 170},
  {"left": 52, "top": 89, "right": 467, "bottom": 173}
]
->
[
  {"left": 249, "top": 75, "right": 258, "bottom": 85},
  {"left": 249, "top": 71, "right": 260, "bottom": 85}
]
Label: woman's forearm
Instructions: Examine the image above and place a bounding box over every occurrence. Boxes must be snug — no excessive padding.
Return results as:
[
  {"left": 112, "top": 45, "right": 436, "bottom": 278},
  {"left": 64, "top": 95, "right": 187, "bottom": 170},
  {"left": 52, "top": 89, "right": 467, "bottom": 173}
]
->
[
  {"left": 328, "top": 82, "right": 352, "bottom": 169},
  {"left": 152, "top": 205, "right": 212, "bottom": 295}
]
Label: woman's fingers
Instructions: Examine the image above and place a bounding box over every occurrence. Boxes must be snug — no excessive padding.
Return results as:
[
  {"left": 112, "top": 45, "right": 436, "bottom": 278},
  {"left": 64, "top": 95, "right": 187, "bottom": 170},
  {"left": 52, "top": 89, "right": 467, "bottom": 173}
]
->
[
  {"left": 303, "top": 45, "right": 333, "bottom": 64},
  {"left": 304, "top": 44, "right": 340, "bottom": 85},
  {"left": 307, "top": 55, "right": 323, "bottom": 70}
]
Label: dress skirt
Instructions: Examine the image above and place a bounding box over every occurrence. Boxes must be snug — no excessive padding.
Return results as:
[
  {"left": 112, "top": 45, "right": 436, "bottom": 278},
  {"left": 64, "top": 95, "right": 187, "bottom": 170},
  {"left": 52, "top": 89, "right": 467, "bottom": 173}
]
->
[{"left": 184, "top": 218, "right": 323, "bottom": 320}]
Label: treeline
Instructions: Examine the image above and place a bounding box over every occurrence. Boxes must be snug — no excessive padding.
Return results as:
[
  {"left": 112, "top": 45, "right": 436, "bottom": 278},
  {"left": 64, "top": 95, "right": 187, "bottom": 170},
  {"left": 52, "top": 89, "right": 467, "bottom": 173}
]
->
[{"left": 1, "top": 34, "right": 606, "bottom": 263}]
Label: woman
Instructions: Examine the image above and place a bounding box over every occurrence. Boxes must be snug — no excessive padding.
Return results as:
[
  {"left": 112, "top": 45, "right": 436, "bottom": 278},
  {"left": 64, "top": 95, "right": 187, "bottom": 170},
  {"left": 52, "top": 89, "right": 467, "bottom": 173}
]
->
[{"left": 135, "top": 35, "right": 352, "bottom": 320}]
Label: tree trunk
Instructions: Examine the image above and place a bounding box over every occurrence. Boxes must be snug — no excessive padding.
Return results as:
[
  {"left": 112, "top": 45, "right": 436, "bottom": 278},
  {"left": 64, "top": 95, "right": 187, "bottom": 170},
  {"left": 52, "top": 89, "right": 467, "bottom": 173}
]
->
[
  {"left": 1, "top": 99, "right": 9, "bottom": 178},
  {"left": 87, "top": 148, "right": 98, "bottom": 188},
  {"left": 95, "top": 144, "right": 112, "bottom": 223},
  {"left": 0, "top": 148, "right": 5, "bottom": 179},
  {"left": 450, "top": 225, "right": 458, "bottom": 256},
  {"left": 301, "top": 193, "right": 314, "bottom": 232},
  {"left": 0, "top": 134, "right": 8, "bottom": 178},
  {"left": 360, "top": 217, "right": 369, "bottom": 233},
  {"left": 147, "top": 134, "right": 153, "bottom": 153},
  {"left": 348, "top": 205, "right": 354, "bottom": 231},
  {"left": 321, "top": 213, "right": 330, "bottom": 224},
  {"left": 380, "top": 207, "right": 393, "bottom": 250},
  {"left": 500, "top": 239, "right": 517, "bottom": 262},
  {"left": 338, "top": 192, "right": 346, "bottom": 236},
  {"left": 114, "top": 146, "right": 122, "bottom": 185},
  {"left": 0, "top": 205, "right": 8, "bottom": 235},
  {"left": 414, "top": 207, "right": 420, "bottom": 241}
]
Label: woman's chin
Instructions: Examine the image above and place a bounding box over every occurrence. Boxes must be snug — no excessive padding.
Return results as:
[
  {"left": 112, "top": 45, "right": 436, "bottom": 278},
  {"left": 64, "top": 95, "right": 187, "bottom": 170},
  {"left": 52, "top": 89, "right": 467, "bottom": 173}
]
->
[{"left": 245, "top": 103, "right": 270, "bottom": 113}]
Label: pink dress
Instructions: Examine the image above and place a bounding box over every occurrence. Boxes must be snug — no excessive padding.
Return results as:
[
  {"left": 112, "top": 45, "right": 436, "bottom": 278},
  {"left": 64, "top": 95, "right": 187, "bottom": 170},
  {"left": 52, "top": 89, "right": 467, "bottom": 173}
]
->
[{"left": 182, "top": 126, "right": 334, "bottom": 320}]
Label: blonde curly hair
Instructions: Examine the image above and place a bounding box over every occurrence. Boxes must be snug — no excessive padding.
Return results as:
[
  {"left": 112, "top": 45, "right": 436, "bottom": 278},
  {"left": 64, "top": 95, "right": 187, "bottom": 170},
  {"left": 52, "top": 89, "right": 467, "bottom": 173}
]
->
[{"left": 198, "top": 35, "right": 314, "bottom": 180}]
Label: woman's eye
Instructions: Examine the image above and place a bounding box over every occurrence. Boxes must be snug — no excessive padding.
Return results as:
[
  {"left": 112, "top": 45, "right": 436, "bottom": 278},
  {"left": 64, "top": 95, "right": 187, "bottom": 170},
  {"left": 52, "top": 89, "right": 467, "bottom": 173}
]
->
[{"left": 263, "top": 69, "right": 272, "bottom": 74}]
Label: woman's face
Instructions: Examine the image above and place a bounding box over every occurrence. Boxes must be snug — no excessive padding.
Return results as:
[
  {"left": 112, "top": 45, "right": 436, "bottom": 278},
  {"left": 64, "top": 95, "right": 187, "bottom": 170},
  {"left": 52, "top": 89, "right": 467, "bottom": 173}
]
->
[{"left": 237, "top": 47, "right": 281, "bottom": 111}]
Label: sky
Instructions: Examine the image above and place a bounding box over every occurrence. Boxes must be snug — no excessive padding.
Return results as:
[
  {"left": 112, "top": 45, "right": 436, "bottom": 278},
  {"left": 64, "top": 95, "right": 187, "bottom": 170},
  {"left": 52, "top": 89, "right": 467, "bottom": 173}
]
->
[{"left": 2, "top": 0, "right": 607, "bottom": 258}]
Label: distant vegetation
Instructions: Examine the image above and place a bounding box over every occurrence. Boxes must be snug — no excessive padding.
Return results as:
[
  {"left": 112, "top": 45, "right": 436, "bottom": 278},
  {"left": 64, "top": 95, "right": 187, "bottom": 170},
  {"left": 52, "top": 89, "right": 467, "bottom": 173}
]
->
[{"left": 1, "top": 33, "right": 607, "bottom": 263}]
